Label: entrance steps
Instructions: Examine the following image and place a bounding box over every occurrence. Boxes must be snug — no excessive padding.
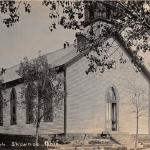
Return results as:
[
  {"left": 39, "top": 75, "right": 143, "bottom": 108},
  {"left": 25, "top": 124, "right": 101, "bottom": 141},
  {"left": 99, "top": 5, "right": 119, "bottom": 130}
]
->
[
  {"left": 112, "top": 134, "right": 143, "bottom": 150},
  {"left": 138, "top": 135, "right": 150, "bottom": 149}
]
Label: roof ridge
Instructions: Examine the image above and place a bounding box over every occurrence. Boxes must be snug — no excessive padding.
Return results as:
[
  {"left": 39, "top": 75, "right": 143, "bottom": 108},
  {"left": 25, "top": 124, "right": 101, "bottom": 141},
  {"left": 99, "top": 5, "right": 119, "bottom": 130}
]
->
[
  {"left": 5, "top": 44, "right": 75, "bottom": 70},
  {"left": 5, "top": 64, "right": 19, "bottom": 70},
  {"left": 46, "top": 44, "right": 74, "bottom": 56}
]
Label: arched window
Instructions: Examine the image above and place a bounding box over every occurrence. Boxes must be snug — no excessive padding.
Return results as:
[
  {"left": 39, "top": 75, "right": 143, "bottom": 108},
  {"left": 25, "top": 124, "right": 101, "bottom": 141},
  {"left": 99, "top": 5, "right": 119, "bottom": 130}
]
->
[
  {"left": 43, "top": 80, "right": 53, "bottom": 122},
  {"left": 106, "top": 86, "right": 119, "bottom": 131},
  {"left": 43, "top": 97, "right": 53, "bottom": 122},
  {"left": 107, "top": 87, "right": 117, "bottom": 102},
  {"left": 25, "top": 84, "right": 34, "bottom": 124},
  {"left": 10, "top": 88, "right": 17, "bottom": 125},
  {"left": 0, "top": 91, "right": 3, "bottom": 126}
]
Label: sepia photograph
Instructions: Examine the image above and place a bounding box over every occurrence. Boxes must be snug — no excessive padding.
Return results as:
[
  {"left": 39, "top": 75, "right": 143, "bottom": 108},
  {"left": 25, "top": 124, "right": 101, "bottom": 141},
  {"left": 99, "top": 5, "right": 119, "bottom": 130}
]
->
[{"left": 0, "top": 1, "right": 150, "bottom": 150}]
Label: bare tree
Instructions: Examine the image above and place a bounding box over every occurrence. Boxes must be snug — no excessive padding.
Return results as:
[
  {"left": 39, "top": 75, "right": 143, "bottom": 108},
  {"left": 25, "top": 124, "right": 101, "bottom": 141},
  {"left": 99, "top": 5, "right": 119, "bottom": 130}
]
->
[
  {"left": 17, "top": 54, "right": 64, "bottom": 149},
  {"left": 129, "top": 83, "right": 147, "bottom": 150}
]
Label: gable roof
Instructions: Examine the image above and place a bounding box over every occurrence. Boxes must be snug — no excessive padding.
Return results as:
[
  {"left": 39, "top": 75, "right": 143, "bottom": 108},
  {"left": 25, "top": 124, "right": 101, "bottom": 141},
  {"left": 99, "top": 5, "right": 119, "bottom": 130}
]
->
[
  {"left": 63, "top": 32, "right": 150, "bottom": 82},
  {"left": 2, "top": 44, "right": 78, "bottom": 83},
  {"left": 113, "top": 32, "right": 150, "bottom": 82},
  {"left": 1, "top": 32, "right": 150, "bottom": 84}
]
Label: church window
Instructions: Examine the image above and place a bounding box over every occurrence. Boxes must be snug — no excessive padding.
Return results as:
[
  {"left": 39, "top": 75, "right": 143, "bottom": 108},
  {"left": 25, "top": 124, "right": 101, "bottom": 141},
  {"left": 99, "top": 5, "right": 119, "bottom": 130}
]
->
[
  {"left": 10, "top": 88, "right": 17, "bottom": 125},
  {"left": 0, "top": 91, "right": 3, "bottom": 126},
  {"left": 26, "top": 84, "right": 34, "bottom": 124},
  {"left": 43, "top": 97, "right": 53, "bottom": 122},
  {"left": 106, "top": 86, "right": 119, "bottom": 131}
]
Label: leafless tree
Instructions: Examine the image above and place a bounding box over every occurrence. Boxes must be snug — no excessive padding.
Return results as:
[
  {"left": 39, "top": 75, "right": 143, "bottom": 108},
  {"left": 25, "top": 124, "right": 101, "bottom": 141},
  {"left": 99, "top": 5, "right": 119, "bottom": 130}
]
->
[{"left": 129, "top": 83, "right": 147, "bottom": 150}]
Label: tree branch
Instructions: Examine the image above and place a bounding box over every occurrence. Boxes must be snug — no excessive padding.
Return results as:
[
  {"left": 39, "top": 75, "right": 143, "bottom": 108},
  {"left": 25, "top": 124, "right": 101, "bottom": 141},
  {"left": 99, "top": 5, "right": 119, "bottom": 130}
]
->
[
  {"left": 83, "top": 16, "right": 118, "bottom": 27},
  {"left": 87, "top": 1, "right": 150, "bottom": 31},
  {"left": 117, "top": 1, "right": 150, "bottom": 30}
]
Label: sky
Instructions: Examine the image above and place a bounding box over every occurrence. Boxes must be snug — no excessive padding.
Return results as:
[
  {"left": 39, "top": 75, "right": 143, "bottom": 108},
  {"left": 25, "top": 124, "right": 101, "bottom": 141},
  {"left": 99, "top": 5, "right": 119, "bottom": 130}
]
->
[
  {"left": 0, "top": 1, "right": 149, "bottom": 70},
  {"left": 0, "top": 1, "right": 76, "bottom": 68}
]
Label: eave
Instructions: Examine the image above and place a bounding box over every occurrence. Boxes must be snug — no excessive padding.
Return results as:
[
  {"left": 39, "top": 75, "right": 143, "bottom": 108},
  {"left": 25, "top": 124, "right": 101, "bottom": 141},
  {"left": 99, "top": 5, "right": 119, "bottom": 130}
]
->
[
  {"left": 2, "top": 65, "right": 64, "bottom": 89},
  {"left": 2, "top": 32, "right": 150, "bottom": 88}
]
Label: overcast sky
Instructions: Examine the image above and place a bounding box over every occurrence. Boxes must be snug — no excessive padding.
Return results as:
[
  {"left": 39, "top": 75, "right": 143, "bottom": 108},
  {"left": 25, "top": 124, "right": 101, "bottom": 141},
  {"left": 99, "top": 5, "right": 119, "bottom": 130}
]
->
[
  {"left": 0, "top": 1, "right": 149, "bottom": 69},
  {"left": 0, "top": 1, "right": 76, "bottom": 68}
]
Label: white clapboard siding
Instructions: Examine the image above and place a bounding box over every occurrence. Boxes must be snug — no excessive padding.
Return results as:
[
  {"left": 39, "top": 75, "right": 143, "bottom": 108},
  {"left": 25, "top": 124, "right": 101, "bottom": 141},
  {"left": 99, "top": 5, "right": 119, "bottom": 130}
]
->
[{"left": 66, "top": 39, "right": 149, "bottom": 134}]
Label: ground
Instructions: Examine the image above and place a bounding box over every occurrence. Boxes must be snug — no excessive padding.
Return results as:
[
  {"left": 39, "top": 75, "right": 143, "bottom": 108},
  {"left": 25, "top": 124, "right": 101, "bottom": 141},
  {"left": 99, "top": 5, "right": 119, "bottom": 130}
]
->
[{"left": 1, "top": 134, "right": 150, "bottom": 150}]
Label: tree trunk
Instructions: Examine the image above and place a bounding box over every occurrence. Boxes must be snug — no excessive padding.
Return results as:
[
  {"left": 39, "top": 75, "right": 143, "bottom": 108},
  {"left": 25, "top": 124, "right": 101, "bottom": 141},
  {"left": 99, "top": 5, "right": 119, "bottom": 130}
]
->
[
  {"left": 35, "top": 89, "right": 41, "bottom": 150},
  {"left": 35, "top": 122, "right": 39, "bottom": 150},
  {"left": 135, "top": 111, "right": 139, "bottom": 150}
]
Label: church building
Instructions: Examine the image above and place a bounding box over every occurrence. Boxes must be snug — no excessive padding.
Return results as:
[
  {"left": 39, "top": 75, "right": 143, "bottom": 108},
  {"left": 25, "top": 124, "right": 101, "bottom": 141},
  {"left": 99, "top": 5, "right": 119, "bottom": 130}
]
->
[
  {"left": 0, "top": 1, "right": 150, "bottom": 138},
  {"left": 0, "top": 31, "right": 150, "bottom": 137}
]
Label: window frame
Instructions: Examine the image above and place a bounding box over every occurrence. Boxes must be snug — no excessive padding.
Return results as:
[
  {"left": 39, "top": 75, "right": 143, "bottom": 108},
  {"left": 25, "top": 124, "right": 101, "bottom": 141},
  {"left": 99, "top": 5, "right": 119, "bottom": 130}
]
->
[{"left": 10, "top": 88, "right": 17, "bottom": 125}]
